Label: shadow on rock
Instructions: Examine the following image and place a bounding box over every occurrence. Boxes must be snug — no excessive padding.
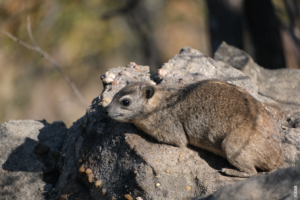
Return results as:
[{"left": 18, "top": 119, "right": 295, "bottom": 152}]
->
[{"left": 0, "top": 120, "right": 68, "bottom": 200}]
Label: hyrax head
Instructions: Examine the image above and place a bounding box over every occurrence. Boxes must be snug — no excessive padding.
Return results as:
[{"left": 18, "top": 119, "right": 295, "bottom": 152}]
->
[{"left": 104, "top": 82, "right": 156, "bottom": 123}]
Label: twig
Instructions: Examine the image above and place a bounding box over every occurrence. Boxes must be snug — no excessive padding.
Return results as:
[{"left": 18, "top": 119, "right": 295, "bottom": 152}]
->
[
  {"left": 1, "top": 16, "right": 88, "bottom": 108},
  {"left": 0, "top": 30, "right": 37, "bottom": 51},
  {"left": 27, "top": 16, "right": 39, "bottom": 48}
]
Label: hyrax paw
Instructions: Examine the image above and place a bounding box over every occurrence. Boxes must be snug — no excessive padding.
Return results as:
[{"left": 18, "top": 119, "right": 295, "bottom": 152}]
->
[{"left": 220, "top": 168, "right": 255, "bottom": 178}]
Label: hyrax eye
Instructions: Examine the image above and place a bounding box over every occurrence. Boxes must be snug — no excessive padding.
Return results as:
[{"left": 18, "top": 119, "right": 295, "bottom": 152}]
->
[{"left": 121, "top": 99, "right": 131, "bottom": 106}]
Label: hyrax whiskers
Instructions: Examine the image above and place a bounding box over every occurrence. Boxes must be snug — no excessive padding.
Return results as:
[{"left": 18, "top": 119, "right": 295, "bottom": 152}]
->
[{"left": 104, "top": 80, "right": 283, "bottom": 178}]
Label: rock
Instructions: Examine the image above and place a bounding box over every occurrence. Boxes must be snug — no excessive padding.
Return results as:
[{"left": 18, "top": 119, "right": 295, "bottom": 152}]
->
[
  {"left": 1, "top": 46, "right": 300, "bottom": 200},
  {"left": 85, "top": 168, "right": 92, "bottom": 174},
  {"left": 95, "top": 180, "right": 102, "bottom": 188},
  {"left": 0, "top": 120, "right": 67, "bottom": 200},
  {"left": 214, "top": 42, "right": 300, "bottom": 112},
  {"left": 54, "top": 47, "right": 299, "bottom": 200},
  {"left": 190, "top": 165, "right": 300, "bottom": 200},
  {"left": 78, "top": 164, "right": 85, "bottom": 173},
  {"left": 186, "top": 185, "right": 192, "bottom": 191},
  {"left": 125, "top": 194, "right": 134, "bottom": 200}
]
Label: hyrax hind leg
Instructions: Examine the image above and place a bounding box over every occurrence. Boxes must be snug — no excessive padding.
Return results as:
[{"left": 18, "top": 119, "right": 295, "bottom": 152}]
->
[{"left": 221, "top": 132, "right": 258, "bottom": 178}]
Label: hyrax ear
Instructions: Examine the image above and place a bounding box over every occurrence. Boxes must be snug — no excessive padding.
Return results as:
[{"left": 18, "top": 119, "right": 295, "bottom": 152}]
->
[{"left": 142, "top": 85, "right": 155, "bottom": 99}]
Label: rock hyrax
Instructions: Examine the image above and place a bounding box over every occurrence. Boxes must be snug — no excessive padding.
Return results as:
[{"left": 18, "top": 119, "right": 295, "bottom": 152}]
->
[{"left": 104, "top": 80, "right": 283, "bottom": 177}]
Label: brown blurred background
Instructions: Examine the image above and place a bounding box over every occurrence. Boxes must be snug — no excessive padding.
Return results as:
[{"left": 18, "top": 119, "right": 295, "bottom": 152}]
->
[{"left": 0, "top": 0, "right": 299, "bottom": 127}]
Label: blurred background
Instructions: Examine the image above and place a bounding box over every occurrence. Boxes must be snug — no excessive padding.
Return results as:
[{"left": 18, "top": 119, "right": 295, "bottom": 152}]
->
[{"left": 0, "top": 0, "right": 299, "bottom": 127}]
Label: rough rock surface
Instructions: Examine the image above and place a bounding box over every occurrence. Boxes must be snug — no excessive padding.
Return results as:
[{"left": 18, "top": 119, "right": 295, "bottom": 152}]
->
[
  {"left": 214, "top": 42, "right": 300, "bottom": 112},
  {"left": 55, "top": 47, "right": 299, "bottom": 200},
  {"left": 0, "top": 120, "right": 67, "bottom": 200},
  {"left": 1, "top": 46, "right": 300, "bottom": 200},
  {"left": 191, "top": 165, "right": 300, "bottom": 200}
]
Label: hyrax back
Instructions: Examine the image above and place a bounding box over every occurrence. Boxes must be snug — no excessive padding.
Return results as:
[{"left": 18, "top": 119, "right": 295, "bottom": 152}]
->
[{"left": 104, "top": 80, "right": 283, "bottom": 177}]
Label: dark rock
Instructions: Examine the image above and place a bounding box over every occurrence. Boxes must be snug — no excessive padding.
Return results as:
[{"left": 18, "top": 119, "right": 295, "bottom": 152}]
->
[{"left": 190, "top": 165, "right": 300, "bottom": 200}]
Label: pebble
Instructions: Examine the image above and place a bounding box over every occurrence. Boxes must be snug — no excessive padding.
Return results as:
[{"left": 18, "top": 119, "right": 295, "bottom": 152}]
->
[
  {"left": 60, "top": 195, "right": 68, "bottom": 199},
  {"left": 105, "top": 71, "right": 116, "bottom": 79},
  {"left": 156, "top": 183, "right": 160, "bottom": 187},
  {"left": 88, "top": 173, "right": 94, "bottom": 183},
  {"left": 149, "top": 80, "right": 156, "bottom": 85},
  {"left": 125, "top": 194, "right": 133, "bottom": 200},
  {"left": 136, "top": 197, "right": 143, "bottom": 200},
  {"left": 158, "top": 69, "right": 167, "bottom": 76},
  {"left": 166, "top": 170, "right": 169, "bottom": 173},
  {"left": 86, "top": 168, "right": 92, "bottom": 174},
  {"left": 185, "top": 185, "right": 192, "bottom": 191},
  {"left": 95, "top": 180, "right": 102, "bottom": 188},
  {"left": 102, "top": 188, "right": 107, "bottom": 195},
  {"left": 103, "top": 77, "right": 114, "bottom": 84},
  {"left": 78, "top": 164, "right": 85, "bottom": 173},
  {"left": 134, "top": 65, "right": 141, "bottom": 71}
]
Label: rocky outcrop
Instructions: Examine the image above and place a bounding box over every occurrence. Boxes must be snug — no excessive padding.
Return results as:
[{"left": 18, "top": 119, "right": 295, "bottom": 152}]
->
[
  {"left": 0, "top": 120, "right": 68, "bottom": 200},
  {"left": 56, "top": 46, "right": 299, "bottom": 200},
  {"left": 191, "top": 165, "right": 300, "bottom": 200},
  {"left": 0, "top": 45, "right": 299, "bottom": 200},
  {"left": 214, "top": 42, "right": 300, "bottom": 112}
]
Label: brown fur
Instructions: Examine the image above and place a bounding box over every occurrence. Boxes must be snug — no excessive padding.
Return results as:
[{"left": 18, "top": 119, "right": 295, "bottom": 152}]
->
[{"left": 104, "top": 80, "right": 283, "bottom": 177}]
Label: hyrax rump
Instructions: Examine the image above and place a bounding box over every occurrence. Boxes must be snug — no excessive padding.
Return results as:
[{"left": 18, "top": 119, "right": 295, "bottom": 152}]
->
[{"left": 104, "top": 80, "right": 283, "bottom": 178}]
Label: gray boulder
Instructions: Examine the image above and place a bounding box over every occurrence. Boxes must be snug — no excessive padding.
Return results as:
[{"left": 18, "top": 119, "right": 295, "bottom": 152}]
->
[
  {"left": 55, "top": 47, "right": 299, "bottom": 200},
  {"left": 1, "top": 46, "right": 299, "bottom": 200},
  {"left": 0, "top": 120, "right": 67, "bottom": 200},
  {"left": 214, "top": 42, "right": 300, "bottom": 112},
  {"left": 191, "top": 165, "right": 300, "bottom": 200}
]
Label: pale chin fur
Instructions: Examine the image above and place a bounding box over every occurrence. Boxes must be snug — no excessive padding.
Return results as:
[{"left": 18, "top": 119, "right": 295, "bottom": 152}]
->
[{"left": 110, "top": 115, "right": 128, "bottom": 123}]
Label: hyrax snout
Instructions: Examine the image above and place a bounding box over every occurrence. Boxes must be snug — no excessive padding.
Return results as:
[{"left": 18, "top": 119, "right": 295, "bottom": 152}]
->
[{"left": 104, "top": 80, "right": 283, "bottom": 178}]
